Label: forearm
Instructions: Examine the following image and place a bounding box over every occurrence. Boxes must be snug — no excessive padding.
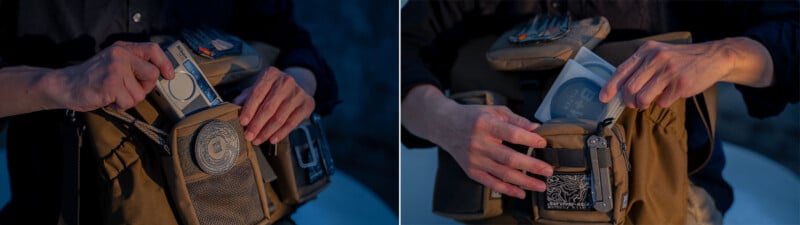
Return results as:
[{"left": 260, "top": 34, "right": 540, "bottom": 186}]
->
[
  {"left": 401, "top": 84, "right": 457, "bottom": 144},
  {"left": 0, "top": 66, "right": 64, "bottom": 117},
  {"left": 718, "top": 37, "right": 774, "bottom": 87}
]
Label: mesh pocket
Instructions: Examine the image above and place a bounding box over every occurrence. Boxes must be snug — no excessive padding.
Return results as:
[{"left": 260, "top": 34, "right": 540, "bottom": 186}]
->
[{"left": 187, "top": 160, "right": 264, "bottom": 224}]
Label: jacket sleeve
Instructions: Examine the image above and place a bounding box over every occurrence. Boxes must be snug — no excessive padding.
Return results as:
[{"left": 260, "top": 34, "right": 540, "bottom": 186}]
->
[
  {"left": 232, "top": 0, "right": 339, "bottom": 115},
  {"left": 400, "top": 0, "right": 536, "bottom": 147},
  {"left": 734, "top": 0, "right": 799, "bottom": 118}
]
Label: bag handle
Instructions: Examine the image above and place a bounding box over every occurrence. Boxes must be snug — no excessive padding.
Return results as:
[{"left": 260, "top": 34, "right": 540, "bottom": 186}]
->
[{"left": 688, "top": 86, "right": 718, "bottom": 175}]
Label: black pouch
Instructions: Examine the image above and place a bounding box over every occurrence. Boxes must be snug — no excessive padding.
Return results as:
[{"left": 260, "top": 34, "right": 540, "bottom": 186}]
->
[
  {"left": 432, "top": 91, "right": 506, "bottom": 220},
  {"left": 266, "top": 114, "right": 335, "bottom": 206}
]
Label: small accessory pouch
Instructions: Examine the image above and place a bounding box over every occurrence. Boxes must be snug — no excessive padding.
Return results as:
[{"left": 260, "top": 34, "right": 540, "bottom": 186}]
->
[
  {"left": 529, "top": 118, "right": 629, "bottom": 225},
  {"left": 163, "top": 103, "right": 277, "bottom": 225},
  {"left": 266, "top": 114, "right": 335, "bottom": 206},
  {"left": 486, "top": 16, "right": 610, "bottom": 72}
]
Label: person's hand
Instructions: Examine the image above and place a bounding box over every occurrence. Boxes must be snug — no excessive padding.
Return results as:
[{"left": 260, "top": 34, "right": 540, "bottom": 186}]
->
[
  {"left": 441, "top": 104, "right": 552, "bottom": 199},
  {"left": 52, "top": 41, "right": 175, "bottom": 112},
  {"left": 234, "top": 66, "right": 316, "bottom": 145},
  {"left": 599, "top": 37, "right": 774, "bottom": 109},
  {"left": 402, "top": 85, "right": 552, "bottom": 199}
]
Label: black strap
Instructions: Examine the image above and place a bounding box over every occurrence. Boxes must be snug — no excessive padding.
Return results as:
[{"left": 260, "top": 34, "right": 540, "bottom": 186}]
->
[{"left": 59, "top": 110, "right": 83, "bottom": 225}]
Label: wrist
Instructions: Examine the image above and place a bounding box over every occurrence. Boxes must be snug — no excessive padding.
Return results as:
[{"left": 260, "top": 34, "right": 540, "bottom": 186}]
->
[
  {"left": 401, "top": 85, "right": 459, "bottom": 144},
  {"left": 284, "top": 66, "right": 317, "bottom": 96},
  {"left": 37, "top": 67, "right": 70, "bottom": 110},
  {"left": 718, "top": 37, "right": 774, "bottom": 87}
]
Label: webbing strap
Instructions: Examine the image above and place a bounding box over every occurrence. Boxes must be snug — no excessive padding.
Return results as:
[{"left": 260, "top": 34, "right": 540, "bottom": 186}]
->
[
  {"left": 93, "top": 108, "right": 171, "bottom": 155},
  {"left": 59, "top": 110, "right": 82, "bottom": 225}
]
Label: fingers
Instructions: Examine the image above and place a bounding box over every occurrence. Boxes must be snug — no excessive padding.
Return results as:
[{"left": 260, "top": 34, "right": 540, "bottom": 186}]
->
[
  {"left": 243, "top": 78, "right": 287, "bottom": 142},
  {"left": 268, "top": 102, "right": 312, "bottom": 144},
  {"left": 128, "top": 56, "right": 161, "bottom": 92},
  {"left": 240, "top": 67, "right": 281, "bottom": 126},
  {"left": 600, "top": 52, "right": 642, "bottom": 103},
  {"left": 252, "top": 89, "right": 306, "bottom": 144},
  {"left": 656, "top": 82, "right": 681, "bottom": 108},
  {"left": 481, "top": 156, "right": 547, "bottom": 193},
  {"left": 485, "top": 142, "right": 553, "bottom": 178},
  {"left": 464, "top": 143, "right": 550, "bottom": 199},
  {"left": 487, "top": 107, "right": 544, "bottom": 148},
  {"left": 120, "top": 72, "right": 146, "bottom": 109},
  {"left": 241, "top": 67, "right": 316, "bottom": 145},
  {"left": 468, "top": 169, "right": 527, "bottom": 199},
  {"left": 110, "top": 81, "right": 136, "bottom": 111},
  {"left": 115, "top": 41, "right": 174, "bottom": 79},
  {"left": 488, "top": 120, "right": 546, "bottom": 149},
  {"left": 633, "top": 66, "right": 672, "bottom": 109}
]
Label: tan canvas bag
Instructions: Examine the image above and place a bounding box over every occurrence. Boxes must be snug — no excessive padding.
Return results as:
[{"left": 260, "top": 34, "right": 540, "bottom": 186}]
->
[
  {"left": 82, "top": 39, "right": 294, "bottom": 224},
  {"left": 433, "top": 29, "right": 716, "bottom": 224}
]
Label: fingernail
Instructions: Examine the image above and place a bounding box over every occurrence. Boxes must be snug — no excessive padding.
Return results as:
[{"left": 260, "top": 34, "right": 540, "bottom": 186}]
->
[
  {"left": 269, "top": 137, "right": 278, "bottom": 144},
  {"left": 539, "top": 185, "right": 548, "bottom": 192},
  {"left": 244, "top": 131, "right": 254, "bottom": 141},
  {"left": 544, "top": 166, "right": 554, "bottom": 177},
  {"left": 516, "top": 190, "right": 526, "bottom": 199},
  {"left": 240, "top": 116, "right": 250, "bottom": 126},
  {"left": 599, "top": 92, "right": 608, "bottom": 102}
]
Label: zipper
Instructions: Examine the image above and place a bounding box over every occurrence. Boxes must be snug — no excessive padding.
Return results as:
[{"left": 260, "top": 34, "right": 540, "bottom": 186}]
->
[{"left": 611, "top": 126, "right": 630, "bottom": 172}]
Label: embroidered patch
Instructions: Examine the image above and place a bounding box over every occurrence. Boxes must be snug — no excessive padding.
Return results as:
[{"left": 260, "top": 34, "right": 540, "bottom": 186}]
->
[{"left": 544, "top": 172, "right": 593, "bottom": 210}]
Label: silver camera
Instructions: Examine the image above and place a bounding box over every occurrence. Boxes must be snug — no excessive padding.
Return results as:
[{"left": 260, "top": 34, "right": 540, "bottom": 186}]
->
[{"left": 151, "top": 41, "right": 222, "bottom": 120}]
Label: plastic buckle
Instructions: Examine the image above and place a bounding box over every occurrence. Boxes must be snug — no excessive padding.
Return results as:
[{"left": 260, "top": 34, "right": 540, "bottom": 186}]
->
[{"left": 293, "top": 124, "right": 319, "bottom": 169}]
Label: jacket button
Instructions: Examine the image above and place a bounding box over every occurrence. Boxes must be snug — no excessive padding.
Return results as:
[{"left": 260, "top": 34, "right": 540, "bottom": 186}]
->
[{"left": 132, "top": 12, "right": 142, "bottom": 23}]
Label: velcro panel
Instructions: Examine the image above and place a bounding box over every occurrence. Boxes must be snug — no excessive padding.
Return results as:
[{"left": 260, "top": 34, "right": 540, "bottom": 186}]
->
[{"left": 539, "top": 148, "right": 586, "bottom": 168}]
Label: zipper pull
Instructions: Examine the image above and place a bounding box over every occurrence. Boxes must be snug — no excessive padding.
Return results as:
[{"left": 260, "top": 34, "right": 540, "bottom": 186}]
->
[{"left": 611, "top": 126, "right": 631, "bottom": 172}]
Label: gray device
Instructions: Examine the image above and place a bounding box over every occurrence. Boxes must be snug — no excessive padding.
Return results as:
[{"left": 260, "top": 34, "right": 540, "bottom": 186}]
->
[
  {"left": 586, "top": 134, "right": 614, "bottom": 213},
  {"left": 151, "top": 41, "right": 223, "bottom": 120}
]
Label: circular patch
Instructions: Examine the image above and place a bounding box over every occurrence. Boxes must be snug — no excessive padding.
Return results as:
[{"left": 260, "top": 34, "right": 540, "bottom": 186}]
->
[
  {"left": 195, "top": 120, "right": 240, "bottom": 175},
  {"left": 551, "top": 77, "right": 605, "bottom": 121}
]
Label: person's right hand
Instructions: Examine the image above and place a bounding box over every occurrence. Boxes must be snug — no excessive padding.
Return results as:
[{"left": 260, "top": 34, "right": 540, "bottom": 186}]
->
[
  {"left": 402, "top": 85, "right": 553, "bottom": 199},
  {"left": 51, "top": 41, "right": 175, "bottom": 112}
]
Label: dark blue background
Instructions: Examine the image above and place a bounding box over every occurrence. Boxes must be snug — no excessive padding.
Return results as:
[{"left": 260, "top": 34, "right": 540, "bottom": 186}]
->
[{"left": 294, "top": 0, "right": 399, "bottom": 214}]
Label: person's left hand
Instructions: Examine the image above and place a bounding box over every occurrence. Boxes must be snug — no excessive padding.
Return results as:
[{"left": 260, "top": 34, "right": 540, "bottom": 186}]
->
[
  {"left": 234, "top": 66, "right": 316, "bottom": 145},
  {"left": 599, "top": 38, "right": 773, "bottom": 109}
]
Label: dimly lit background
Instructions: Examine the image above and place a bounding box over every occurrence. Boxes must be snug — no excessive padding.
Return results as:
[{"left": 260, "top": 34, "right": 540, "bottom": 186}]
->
[
  {"left": 294, "top": 0, "right": 399, "bottom": 215},
  {"left": 716, "top": 84, "right": 800, "bottom": 174}
]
